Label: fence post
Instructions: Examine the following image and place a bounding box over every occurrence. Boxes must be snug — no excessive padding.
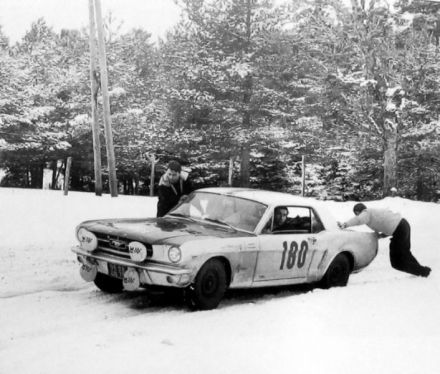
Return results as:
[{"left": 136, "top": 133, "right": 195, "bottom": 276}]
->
[
  {"left": 146, "top": 154, "right": 157, "bottom": 196},
  {"left": 64, "top": 157, "right": 72, "bottom": 196},
  {"left": 150, "top": 155, "right": 155, "bottom": 196},
  {"left": 301, "top": 155, "right": 306, "bottom": 197},
  {"left": 228, "top": 157, "right": 234, "bottom": 186}
]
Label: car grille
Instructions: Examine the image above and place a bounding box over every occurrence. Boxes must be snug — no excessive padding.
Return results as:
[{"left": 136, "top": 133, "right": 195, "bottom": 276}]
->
[{"left": 94, "top": 232, "right": 153, "bottom": 259}]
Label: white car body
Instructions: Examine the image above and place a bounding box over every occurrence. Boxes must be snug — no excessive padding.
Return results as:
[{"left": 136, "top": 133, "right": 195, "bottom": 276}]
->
[{"left": 72, "top": 188, "right": 378, "bottom": 308}]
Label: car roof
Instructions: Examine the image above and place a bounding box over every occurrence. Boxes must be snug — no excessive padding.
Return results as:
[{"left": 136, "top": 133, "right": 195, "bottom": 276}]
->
[
  {"left": 196, "top": 187, "right": 339, "bottom": 231},
  {"left": 197, "top": 187, "right": 320, "bottom": 207}
]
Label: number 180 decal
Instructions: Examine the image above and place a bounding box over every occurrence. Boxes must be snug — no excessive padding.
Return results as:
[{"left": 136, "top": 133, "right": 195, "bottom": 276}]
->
[{"left": 280, "top": 240, "right": 308, "bottom": 270}]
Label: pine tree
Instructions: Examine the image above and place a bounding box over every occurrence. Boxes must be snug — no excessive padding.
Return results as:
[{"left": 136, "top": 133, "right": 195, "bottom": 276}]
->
[{"left": 161, "top": 0, "right": 297, "bottom": 187}]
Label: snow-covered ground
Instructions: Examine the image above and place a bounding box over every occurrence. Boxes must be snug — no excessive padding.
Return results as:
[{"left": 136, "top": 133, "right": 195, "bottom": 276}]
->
[{"left": 0, "top": 187, "right": 439, "bottom": 374}]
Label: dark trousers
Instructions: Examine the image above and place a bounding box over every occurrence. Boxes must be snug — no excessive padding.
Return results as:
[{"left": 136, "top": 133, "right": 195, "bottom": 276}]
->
[{"left": 389, "top": 218, "right": 426, "bottom": 276}]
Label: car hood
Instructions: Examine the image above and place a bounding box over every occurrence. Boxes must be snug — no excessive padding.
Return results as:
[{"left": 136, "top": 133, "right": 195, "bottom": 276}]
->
[{"left": 79, "top": 217, "right": 254, "bottom": 245}]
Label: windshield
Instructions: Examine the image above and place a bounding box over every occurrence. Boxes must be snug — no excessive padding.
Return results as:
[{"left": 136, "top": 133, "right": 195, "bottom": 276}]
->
[{"left": 169, "top": 192, "right": 267, "bottom": 232}]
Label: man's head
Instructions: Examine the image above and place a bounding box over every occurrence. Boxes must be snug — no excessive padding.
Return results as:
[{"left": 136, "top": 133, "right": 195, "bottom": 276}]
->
[
  {"left": 166, "top": 160, "right": 182, "bottom": 183},
  {"left": 274, "top": 206, "right": 288, "bottom": 226},
  {"left": 353, "top": 203, "right": 367, "bottom": 216}
]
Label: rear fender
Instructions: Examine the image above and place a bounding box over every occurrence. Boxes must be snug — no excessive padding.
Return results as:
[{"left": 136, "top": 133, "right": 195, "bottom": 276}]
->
[
  {"left": 319, "top": 251, "right": 354, "bottom": 280},
  {"left": 309, "top": 230, "right": 377, "bottom": 281}
]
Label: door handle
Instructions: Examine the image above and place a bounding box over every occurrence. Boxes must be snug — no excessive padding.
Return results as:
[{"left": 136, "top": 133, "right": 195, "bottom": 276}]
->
[{"left": 308, "top": 237, "right": 317, "bottom": 244}]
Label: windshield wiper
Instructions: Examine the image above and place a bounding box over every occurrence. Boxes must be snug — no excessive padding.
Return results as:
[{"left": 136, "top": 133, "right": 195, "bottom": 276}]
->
[
  {"left": 167, "top": 213, "right": 195, "bottom": 221},
  {"left": 203, "top": 217, "right": 237, "bottom": 230}
]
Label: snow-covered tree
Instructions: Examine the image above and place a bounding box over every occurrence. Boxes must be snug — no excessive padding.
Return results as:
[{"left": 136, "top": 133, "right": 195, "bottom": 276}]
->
[
  {"left": 161, "top": 0, "right": 298, "bottom": 187},
  {"left": 1, "top": 20, "right": 91, "bottom": 188},
  {"left": 292, "top": 0, "right": 440, "bottom": 198}
]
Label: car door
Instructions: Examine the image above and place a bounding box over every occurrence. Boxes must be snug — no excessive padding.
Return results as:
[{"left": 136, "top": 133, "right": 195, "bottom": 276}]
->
[{"left": 253, "top": 206, "right": 320, "bottom": 286}]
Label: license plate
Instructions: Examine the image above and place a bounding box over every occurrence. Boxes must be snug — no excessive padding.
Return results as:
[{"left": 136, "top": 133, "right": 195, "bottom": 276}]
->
[
  {"left": 108, "top": 263, "right": 126, "bottom": 279},
  {"left": 97, "top": 261, "right": 108, "bottom": 274}
]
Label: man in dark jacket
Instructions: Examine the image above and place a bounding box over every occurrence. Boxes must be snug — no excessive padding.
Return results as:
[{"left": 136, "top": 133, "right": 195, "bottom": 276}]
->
[
  {"left": 156, "top": 160, "right": 192, "bottom": 217},
  {"left": 339, "top": 203, "right": 431, "bottom": 277}
]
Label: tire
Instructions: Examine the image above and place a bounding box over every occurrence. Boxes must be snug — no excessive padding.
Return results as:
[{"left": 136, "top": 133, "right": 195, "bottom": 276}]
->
[
  {"left": 94, "top": 272, "right": 124, "bottom": 293},
  {"left": 320, "top": 253, "right": 350, "bottom": 289},
  {"left": 185, "top": 259, "right": 227, "bottom": 311}
]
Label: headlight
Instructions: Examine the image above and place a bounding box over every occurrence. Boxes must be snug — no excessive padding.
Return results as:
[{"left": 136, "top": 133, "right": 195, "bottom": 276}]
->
[
  {"left": 77, "top": 228, "right": 98, "bottom": 252},
  {"left": 168, "top": 246, "right": 182, "bottom": 263},
  {"left": 128, "top": 241, "right": 148, "bottom": 262}
]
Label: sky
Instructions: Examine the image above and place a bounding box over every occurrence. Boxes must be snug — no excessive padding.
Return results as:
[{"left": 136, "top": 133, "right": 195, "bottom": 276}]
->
[{"left": 0, "top": 0, "right": 182, "bottom": 43}]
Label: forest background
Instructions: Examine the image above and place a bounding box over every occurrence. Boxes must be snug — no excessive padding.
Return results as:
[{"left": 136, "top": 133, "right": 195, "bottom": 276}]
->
[{"left": 1, "top": 0, "right": 440, "bottom": 201}]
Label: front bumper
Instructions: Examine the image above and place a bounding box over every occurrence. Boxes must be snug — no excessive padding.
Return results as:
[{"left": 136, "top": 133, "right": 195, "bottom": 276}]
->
[{"left": 72, "top": 246, "right": 193, "bottom": 288}]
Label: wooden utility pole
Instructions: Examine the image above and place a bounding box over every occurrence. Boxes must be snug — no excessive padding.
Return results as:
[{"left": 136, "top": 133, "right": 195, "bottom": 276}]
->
[
  {"left": 88, "top": 0, "right": 102, "bottom": 196},
  {"left": 64, "top": 157, "right": 72, "bottom": 196},
  {"left": 94, "top": 0, "right": 118, "bottom": 197}
]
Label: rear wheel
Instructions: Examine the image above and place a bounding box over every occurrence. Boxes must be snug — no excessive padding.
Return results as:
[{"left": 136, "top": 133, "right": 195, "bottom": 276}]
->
[
  {"left": 320, "top": 254, "right": 350, "bottom": 289},
  {"left": 185, "top": 259, "right": 227, "bottom": 311},
  {"left": 94, "top": 272, "right": 123, "bottom": 293}
]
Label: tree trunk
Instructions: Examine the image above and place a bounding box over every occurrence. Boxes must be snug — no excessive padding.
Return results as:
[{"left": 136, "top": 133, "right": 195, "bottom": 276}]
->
[
  {"left": 30, "top": 163, "right": 44, "bottom": 188},
  {"left": 240, "top": 145, "right": 250, "bottom": 187},
  {"left": 56, "top": 161, "right": 64, "bottom": 189},
  {"left": 416, "top": 162, "right": 423, "bottom": 200},
  {"left": 26, "top": 167, "right": 30, "bottom": 187},
  {"left": 129, "top": 178, "right": 134, "bottom": 195},
  {"left": 383, "top": 130, "right": 398, "bottom": 196},
  {"left": 51, "top": 160, "right": 57, "bottom": 189},
  {"left": 134, "top": 174, "right": 140, "bottom": 195}
]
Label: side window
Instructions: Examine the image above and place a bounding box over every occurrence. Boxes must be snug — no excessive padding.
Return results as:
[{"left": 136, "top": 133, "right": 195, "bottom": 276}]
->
[
  {"left": 262, "top": 206, "right": 325, "bottom": 234},
  {"left": 286, "top": 207, "right": 311, "bottom": 233},
  {"left": 262, "top": 216, "right": 273, "bottom": 233},
  {"left": 310, "top": 209, "right": 324, "bottom": 233}
]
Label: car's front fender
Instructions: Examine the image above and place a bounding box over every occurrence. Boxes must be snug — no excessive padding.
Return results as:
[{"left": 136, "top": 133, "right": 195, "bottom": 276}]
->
[{"left": 179, "top": 237, "right": 259, "bottom": 288}]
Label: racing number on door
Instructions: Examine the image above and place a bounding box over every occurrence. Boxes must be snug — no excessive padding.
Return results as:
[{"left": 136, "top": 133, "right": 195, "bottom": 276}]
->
[{"left": 280, "top": 240, "right": 308, "bottom": 270}]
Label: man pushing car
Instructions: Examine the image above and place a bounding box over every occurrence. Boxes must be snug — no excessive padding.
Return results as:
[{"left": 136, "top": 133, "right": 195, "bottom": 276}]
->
[{"left": 339, "top": 203, "right": 431, "bottom": 277}]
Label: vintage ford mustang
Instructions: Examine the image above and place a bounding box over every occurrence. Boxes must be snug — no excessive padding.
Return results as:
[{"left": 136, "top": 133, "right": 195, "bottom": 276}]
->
[{"left": 72, "top": 188, "right": 378, "bottom": 310}]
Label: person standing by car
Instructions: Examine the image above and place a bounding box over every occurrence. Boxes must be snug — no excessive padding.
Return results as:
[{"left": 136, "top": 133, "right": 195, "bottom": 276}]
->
[
  {"left": 157, "top": 160, "right": 192, "bottom": 217},
  {"left": 339, "top": 203, "right": 431, "bottom": 277}
]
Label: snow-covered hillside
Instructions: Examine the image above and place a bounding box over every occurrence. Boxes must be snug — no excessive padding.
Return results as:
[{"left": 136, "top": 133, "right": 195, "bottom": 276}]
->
[{"left": 1, "top": 188, "right": 439, "bottom": 374}]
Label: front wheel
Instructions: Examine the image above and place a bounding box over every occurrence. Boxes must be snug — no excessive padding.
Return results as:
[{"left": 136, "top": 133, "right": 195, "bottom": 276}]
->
[
  {"left": 94, "top": 272, "right": 123, "bottom": 293},
  {"left": 185, "top": 259, "right": 227, "bottom": 311},
  {"left": 320, "top": 254, "right": 350, "bottom": 289}
]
